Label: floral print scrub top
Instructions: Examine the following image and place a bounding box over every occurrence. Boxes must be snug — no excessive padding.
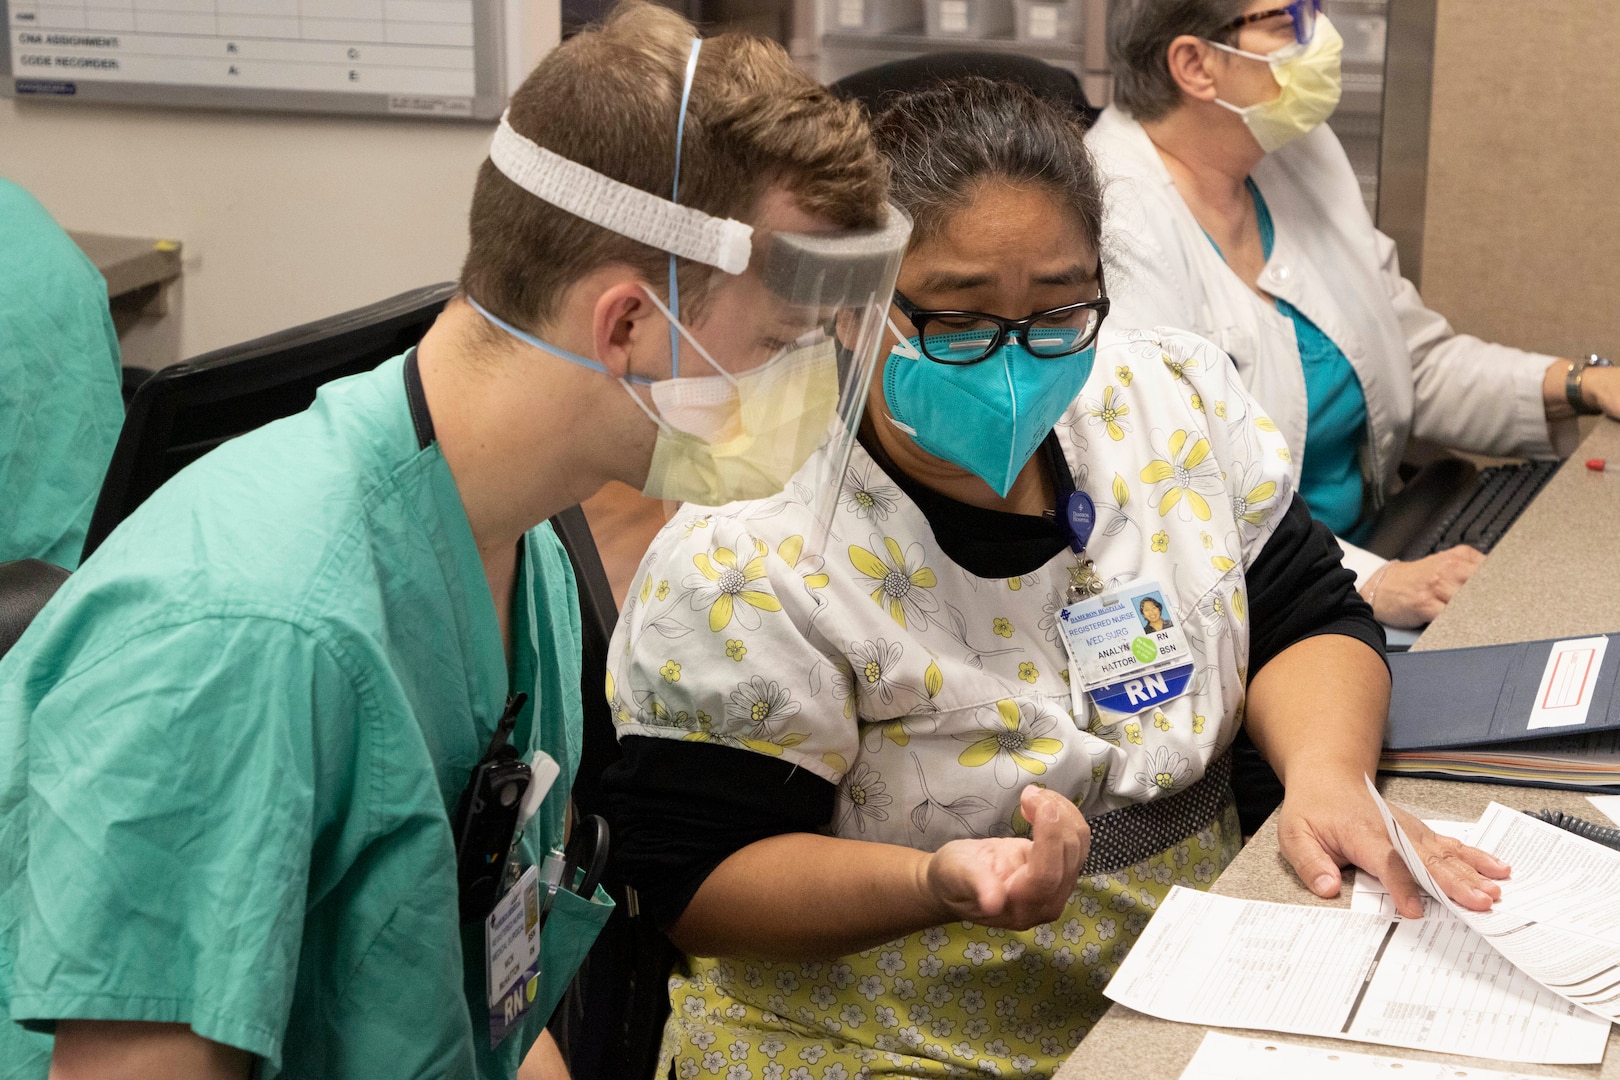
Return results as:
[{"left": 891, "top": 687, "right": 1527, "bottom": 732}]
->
[{"left": 607, "top": 327, "right": 1295, "bottom": 1078}]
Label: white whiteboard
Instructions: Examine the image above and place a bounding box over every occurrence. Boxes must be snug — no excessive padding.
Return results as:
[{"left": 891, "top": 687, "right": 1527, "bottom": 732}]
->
[{"left": 1, "top": 1, "right": 556, "bottom": 119}]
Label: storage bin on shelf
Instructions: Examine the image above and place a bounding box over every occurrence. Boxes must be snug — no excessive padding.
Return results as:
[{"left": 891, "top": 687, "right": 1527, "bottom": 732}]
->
[
  {"left": 823, "top": 0, "right": 924, "bottom": 35},
  {"left": 924, "top": 0, "right": 1015, "bottom": 39},
  {"left": 1014, "top": 0, "right": 1081, "bottom": 44}
]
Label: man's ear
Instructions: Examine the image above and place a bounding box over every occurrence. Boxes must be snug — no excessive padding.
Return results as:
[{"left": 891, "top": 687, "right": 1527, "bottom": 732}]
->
[
  {"left": 592, "top": 280, "right": 664, "bottom": 380},
  {"left": 1165, "top": 34, "right": 1221, "bottom": 104}
]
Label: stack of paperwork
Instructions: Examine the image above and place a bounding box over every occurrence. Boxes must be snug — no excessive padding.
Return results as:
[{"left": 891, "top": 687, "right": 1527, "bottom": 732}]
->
[
  {"left": 1104, "top": 785, "right": 1619, "bottom": 1066},
  {"left": 1379, "top": 634, "right": 1620, "bottom": 791}
]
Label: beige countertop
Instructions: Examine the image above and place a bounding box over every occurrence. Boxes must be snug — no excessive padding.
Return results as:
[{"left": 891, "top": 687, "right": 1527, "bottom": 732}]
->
[
  {"left": 1058, "top": 419, "right": 1620, "bottom": 1080},
  {"left": 69, "top": 231, "right": 183, "bottom": 301},
  {"left": 1417, "top": 420, "right": 1620, "bottom": 652}
]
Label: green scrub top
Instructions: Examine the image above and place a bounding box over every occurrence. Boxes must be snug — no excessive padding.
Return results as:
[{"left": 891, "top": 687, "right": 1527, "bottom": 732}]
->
[
  {"left": 0, "top": 179, "right": 124, "bottom": 569},
  {"left": 0, "top": 353, "right": 611, "bottom": 1079}
]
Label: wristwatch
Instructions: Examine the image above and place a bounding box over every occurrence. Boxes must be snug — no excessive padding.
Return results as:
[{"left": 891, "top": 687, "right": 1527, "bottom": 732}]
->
[{"left": 1566, "top": 353, "right": 1613, "bottom": 415}]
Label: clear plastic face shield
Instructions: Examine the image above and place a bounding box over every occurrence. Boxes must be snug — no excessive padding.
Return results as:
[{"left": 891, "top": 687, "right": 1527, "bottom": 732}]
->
[
  {"left": 466, "top": 37, "right": 910, "bottom": 546},
  {"left": 636, "top": 208, "right": 912, "bottom": 526}
]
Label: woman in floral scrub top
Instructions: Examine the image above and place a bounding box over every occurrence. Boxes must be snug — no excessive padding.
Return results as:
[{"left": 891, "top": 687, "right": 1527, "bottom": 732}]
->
[{"left": 603, "top": 79, "right": 1510, "bottom": 1080}]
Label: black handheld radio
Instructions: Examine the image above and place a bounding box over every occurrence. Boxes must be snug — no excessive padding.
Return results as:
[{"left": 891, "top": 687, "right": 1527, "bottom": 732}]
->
[{"left": 453, "top": 693, "right": 532, "bottom": 923}]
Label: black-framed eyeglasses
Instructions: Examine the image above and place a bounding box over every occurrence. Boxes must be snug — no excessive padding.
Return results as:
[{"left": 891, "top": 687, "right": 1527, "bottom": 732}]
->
[
  {"left": 891, "top": 290, "right": 1110, "bottom": 366},
  {"left": 1220, "top": 0, "right": 1320, "bottom": 47}
]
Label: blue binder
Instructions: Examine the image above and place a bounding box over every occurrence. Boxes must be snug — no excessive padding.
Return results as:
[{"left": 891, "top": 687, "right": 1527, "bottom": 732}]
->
[{"left": 1385, "top": 634, "right": 1620, "bottom": 751}]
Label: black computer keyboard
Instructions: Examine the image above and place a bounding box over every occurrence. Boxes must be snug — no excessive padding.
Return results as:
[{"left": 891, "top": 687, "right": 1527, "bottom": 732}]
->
[{"left": 1399, "top": 459, "right": 1561, "bottom": 560}]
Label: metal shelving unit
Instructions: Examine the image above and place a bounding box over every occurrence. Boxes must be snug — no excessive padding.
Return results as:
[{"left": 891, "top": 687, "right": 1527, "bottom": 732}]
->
[
  {"left": 1323, "top": 0, "right": 1389, "bottom": 218},
  {"left": 806, "top": 0, "right": 1104, "bottom": 94},
  {"left": 800, "top": 0, "right": 1394, "bottom": 219}
]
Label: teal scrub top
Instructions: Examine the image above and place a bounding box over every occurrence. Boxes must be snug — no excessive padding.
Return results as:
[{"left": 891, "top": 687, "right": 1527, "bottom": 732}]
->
[
  {"left": 1247, "top": 182, "right": 1371, "bottom": 539},
  {"left": 0, "top": 353, "right": 611, "bottom": 1079},
  {"left": 0, "top": 179, "right": 124, "bottom": 569},
  {"left": 1201, "top": 182, "right": 1371, "bottom": 539}
]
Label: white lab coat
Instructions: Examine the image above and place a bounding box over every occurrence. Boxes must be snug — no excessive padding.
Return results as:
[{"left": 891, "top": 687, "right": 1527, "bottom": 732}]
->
[{"left": 1084, "top": 106, "right": 1573, "bottom": 580}]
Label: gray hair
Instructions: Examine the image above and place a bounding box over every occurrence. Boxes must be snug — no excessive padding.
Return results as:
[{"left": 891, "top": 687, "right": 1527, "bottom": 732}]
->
[
  {"left": 1107, "top": 0, "right": 1248, "bottom": 121},
  {"left": 869, "top": 77, "right": 1103, "bottom": 254}
]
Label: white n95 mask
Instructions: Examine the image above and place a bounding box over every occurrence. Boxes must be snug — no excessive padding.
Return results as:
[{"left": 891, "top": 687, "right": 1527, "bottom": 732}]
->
[{"left": 1208, "top": 13, "right": 1343, "bottom": 153}]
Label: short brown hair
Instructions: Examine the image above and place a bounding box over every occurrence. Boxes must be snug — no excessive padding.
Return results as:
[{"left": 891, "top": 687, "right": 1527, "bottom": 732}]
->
[
  {"left": 460, "top": 0, "right": 888, "bottom": 331},
  {"left": 1107, "top": 0, "right": 1248, "bottom": 121}
]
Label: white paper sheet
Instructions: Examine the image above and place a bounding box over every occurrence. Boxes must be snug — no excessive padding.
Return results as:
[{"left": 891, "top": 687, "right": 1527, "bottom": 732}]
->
[
  {"left": 1589, "top": 794, "right": 1620, "bottom": 827},
  {"left": 1103, "top": 886, "right": 1607, "bottom": 1064},
  {"left": 1180, "top": 1031, "right": 1565, "bottom": 1080},
  {"left": 1367, "top": 780, "right": 1620, "bottom": 1024},
  {"left": 1526, "top": 635, "right": 1609, "bottom": 730}
]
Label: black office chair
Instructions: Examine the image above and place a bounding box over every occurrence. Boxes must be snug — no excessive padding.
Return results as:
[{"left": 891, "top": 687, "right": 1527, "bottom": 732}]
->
[
  {"left": 548, "top": 506, "right": 677, "bottom": 1080},
  {"left": 82, "top": 282, "right": 458, "bottom": 561},
  {"left": 0, "top": 559, "right": 71, "bottom": 663},
  {"left": 830, "top": 50, "right": 1097, "bottom": 126}
]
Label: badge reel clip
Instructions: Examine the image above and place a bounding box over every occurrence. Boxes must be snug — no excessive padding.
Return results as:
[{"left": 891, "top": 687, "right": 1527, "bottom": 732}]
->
[
  {"left": 454, "top": 693, "right": 532, "bottom": 924},
  {"left": 1058, "top": 488, "right": 1102, "bottom": 603}
]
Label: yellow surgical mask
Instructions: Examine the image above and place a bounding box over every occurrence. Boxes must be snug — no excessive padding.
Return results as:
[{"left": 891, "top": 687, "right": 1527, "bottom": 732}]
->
[
  {"left": 635, "top": 289, "right": 842, "bottom": 506},
  {"left": 1208, "top": 13, "right": 1343, "bottom": 153},
  {"left": 643, "top": 339, "right": 840, "bottom": 506}
]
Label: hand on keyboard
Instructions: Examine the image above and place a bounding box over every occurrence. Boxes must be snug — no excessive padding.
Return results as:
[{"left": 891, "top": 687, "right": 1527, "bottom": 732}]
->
[{"left": 1364, "top": 545, "right": 1485, "bottom": 628}]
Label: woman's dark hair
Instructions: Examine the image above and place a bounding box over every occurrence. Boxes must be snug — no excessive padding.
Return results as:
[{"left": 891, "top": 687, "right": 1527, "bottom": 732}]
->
[{"left": 869, "top": 77, "right": 1103, "bottom": 253}]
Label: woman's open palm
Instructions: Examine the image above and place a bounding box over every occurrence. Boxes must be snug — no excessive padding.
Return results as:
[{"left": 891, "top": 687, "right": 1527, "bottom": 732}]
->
[{"left": 924, "top": 785, "right": 1090, "bottom": 929}]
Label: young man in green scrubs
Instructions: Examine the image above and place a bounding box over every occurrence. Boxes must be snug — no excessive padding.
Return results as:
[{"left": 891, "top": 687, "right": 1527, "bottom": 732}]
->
[
  {"left": 0, "top": 3, "right": 898, "bottom": 1077},
  {"left": 0, "top": 180, "right": 124, "bottom": 569}
]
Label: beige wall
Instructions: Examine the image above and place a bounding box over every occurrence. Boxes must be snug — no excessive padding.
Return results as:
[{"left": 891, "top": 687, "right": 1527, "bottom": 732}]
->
[
  {"left": 0, "top": 98, "right": 492, "bottom": 361},
  {"left": 1420, "top": 0, "right": 1620, "bottom": 361}
]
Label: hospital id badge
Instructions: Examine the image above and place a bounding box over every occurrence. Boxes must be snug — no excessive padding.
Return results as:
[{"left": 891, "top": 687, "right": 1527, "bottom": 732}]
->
[
  {"left": 1057, "top": 579, "right": 1194, "bottom": 713},
  {"left": 486, "top": 863, "right": 542, "bottom": 1049}
]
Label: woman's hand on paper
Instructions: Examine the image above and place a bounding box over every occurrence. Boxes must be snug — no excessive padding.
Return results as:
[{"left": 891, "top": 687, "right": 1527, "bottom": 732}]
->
[
  {"left": 1276, "top": 777, "right": 1509, "bottom": 918},
  {"left": 924, "top": 785, "right": 1090, "bottom": 930}
]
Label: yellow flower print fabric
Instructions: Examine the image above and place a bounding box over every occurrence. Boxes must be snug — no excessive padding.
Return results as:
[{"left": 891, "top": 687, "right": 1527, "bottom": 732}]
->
[
  {"left": 609, "top": 326, "right": 1293, "bottom": 821},
  {"left": 662, "top": 808, "right": 1242, "bottom": 1079},
  {"left": 607, "top": 327, "right": 1289, "bottom": 1069}
]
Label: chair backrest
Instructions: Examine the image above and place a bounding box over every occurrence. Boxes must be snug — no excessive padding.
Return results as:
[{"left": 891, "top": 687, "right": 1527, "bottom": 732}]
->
[
  {"left": 0, "top": 559, "right": 71, "bottom": 662},
  {"left": 830, "top": 50, "right": 1097, "bottom": 125},
  {"left": 82, "top": 283, "right": 457, "bottom": 562},
  {"left": 546, "top": 506, "right": 676, "bottom": 1080}
]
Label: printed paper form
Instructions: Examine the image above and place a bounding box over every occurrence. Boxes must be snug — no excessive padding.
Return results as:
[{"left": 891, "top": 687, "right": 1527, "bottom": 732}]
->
[
  {"left": 1180, "top": 1031, "right": 1563, "bottom": 1080},
  {"left": 1369, "top": 781, "right": 1620, "bottom": 1024},
  {"left": 1103, "top": 887, "right": 1606, "bottom": 1064},
  {"left": 1527, "top": 635, "right": 1609, "bottom": 730}
]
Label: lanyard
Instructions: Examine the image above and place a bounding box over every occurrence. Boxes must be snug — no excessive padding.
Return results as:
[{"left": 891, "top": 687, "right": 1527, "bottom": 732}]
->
[
  {"left": 1042, "top": 438, "right": 1104, "bottom": 604},
  {"left": 403, "top": 348, "right": 436, "bottom": 449}
]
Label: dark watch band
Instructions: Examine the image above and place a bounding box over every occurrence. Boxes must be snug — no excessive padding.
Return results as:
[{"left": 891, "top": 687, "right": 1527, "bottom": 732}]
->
[{"left": 1566, "top": 354, "right": 1613, "bottom": 416}]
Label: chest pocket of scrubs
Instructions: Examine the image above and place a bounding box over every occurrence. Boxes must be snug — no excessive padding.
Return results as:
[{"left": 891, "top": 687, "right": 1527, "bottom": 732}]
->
[{"left": 531, "top": 883, "right": 614, "bottom": 1026}]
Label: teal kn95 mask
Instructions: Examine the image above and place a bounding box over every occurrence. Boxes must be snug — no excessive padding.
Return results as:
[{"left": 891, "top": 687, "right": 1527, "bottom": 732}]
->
[{"left": 882, "top": 327, "right": 1095, "bottom": 497}]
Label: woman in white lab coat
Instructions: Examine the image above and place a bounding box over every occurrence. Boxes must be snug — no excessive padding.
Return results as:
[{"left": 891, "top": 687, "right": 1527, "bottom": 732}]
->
[{"left": 1086, "top": 0, "right": 1620, "bottom": 628}]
